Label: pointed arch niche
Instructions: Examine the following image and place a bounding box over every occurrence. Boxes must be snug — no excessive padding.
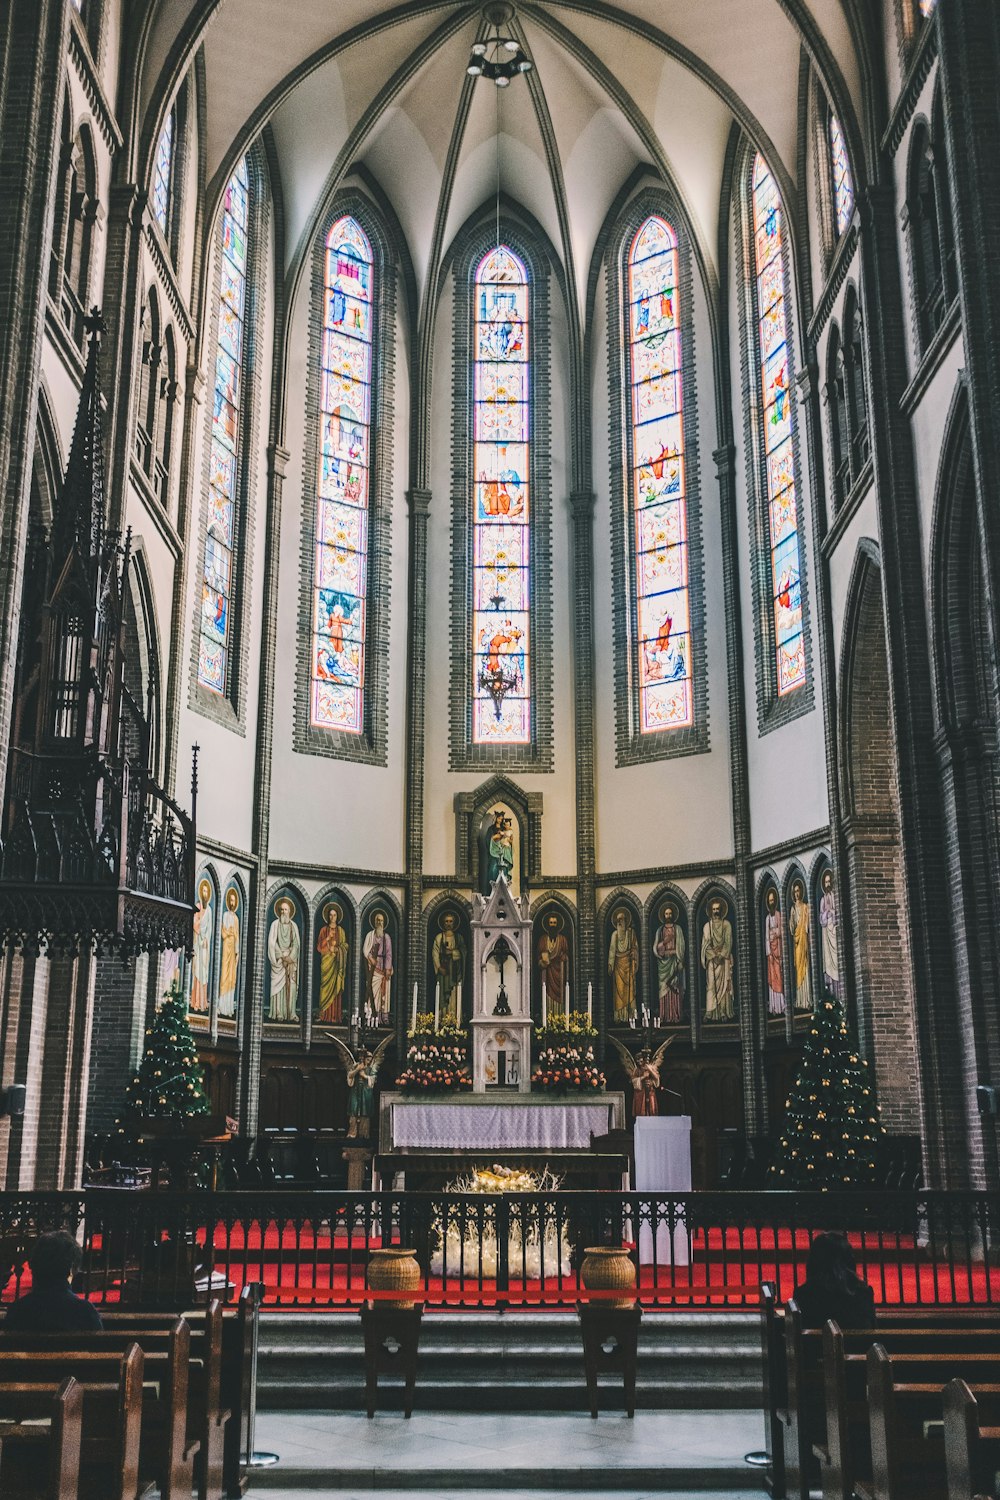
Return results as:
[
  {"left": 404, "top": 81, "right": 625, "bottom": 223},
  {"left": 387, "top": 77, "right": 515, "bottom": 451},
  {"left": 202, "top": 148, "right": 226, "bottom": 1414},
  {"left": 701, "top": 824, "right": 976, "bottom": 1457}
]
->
[
  {"left": 294, "top": 192, "right": 397, "bottom": 765},
  {"left": 604, "top": 189, "right": 708, "bottom": 764}
]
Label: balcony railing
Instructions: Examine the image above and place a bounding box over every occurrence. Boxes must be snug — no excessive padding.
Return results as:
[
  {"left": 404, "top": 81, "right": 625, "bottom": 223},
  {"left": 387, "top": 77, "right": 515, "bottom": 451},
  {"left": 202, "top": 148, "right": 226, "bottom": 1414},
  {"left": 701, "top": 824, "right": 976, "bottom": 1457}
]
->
[{"left": 0, "top": 1189, "right": 997, "bottom": 1312}]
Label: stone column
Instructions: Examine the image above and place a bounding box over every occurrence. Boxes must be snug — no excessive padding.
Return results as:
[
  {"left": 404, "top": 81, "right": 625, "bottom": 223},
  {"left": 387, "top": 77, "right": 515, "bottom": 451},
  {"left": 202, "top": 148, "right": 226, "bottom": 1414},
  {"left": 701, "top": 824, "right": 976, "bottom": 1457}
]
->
[
  {"left": 0, "top": 0, "right": 69, "bottom": 794},
  {"left": 100, "top": 183, "right": 145, "bottom": 537},
  {"left": 568, "top": 490, "right": 597, "bottom": 999},
  {"left": 856, "top": 182, "right": 964, "bottom": 1182},
  {"left": 403, "top": 487, "right": 431, "bottom": 1052}
]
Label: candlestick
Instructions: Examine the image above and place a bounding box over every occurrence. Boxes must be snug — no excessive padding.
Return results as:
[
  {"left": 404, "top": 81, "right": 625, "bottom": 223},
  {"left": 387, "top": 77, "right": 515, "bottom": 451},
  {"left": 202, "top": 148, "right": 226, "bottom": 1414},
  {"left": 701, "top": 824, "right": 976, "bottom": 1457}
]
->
[
  {"left": 587, "top": 981, "right": 593, "bottom": 1024},
  {"left": 411, "top": 982, "right": 418, "bottom": 1031},
  {"left": 434, "top": 979, "right": 440, "bottom": 1032}
]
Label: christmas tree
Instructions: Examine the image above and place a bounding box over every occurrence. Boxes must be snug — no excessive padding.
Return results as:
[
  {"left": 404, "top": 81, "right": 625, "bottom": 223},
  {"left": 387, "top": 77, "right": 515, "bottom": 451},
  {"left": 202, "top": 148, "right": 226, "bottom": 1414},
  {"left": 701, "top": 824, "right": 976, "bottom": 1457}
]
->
[
  {"left": 114, "top": 978, "right": 210, "bottom": 1133},
  {"left": 770, "top": 997, "right": 884, "bottom": 1188}
]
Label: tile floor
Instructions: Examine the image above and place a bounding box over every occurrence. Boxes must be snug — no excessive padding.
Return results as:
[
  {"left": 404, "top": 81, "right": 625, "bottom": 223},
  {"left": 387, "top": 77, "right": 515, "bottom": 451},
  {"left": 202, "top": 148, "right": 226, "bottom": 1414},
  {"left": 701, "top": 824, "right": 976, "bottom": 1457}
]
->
[{"left": 248, "top": 1409, "right": 767, "bottom": 1496}]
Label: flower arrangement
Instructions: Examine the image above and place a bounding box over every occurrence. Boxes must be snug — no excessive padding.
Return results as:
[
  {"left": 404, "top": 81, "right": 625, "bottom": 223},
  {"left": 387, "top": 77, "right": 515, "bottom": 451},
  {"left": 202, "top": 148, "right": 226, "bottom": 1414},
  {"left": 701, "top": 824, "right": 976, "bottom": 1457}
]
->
[
  {"left": 396, "top": 1028, "right": 472, "bottom": 1093},
  {"left": 532, "top": 1041, "right": 606, "bottom": 1093},
  {"left": 536, "top": 1008, "right": 596, "bottom": 1040}
]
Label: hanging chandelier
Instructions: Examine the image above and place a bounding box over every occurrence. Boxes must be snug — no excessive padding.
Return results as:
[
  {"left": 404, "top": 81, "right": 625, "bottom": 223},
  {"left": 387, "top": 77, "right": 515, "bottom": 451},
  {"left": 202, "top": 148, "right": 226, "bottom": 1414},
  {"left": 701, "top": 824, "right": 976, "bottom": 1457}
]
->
[{"left": 467, "top": 3, "right": 533, "bottom": 87}]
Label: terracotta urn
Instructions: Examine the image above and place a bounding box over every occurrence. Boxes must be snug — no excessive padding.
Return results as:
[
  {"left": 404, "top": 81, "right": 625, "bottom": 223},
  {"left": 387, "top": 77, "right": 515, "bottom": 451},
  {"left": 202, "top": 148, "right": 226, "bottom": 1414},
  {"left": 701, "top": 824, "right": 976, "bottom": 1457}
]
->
[
  {"left": 367, "top": 1247, "right": 421, "bottom": 1307},
  {"left": 580, "top": 1246, "right": 637, "bottom": 1308}
]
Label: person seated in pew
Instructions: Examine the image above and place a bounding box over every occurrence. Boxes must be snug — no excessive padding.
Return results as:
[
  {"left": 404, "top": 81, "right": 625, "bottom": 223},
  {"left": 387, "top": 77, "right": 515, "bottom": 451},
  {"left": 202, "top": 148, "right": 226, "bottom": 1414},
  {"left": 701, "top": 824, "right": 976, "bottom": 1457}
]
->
[
  {"left": 3, "top": 1230, "right": 103, "bottom": 1332},
  {"left": 792, "top": 1230, "right": 875, "bottom": 1329}
]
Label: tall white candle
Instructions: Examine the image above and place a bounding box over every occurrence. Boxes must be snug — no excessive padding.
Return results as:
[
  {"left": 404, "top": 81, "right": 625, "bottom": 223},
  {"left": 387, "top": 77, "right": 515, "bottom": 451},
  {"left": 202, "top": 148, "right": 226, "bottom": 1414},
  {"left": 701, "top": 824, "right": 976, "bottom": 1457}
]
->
[
  {"left": 564, "top": 980, "right": 570, "bottom": 1016},
  {"left": 587, "top": 982, "right": 593, "bottom": 1024},
  {"left": 434, "top": 978, "right": 440, "bottom": 1032},
  {"left": 457, "top": 981, "right": 462, "bottom": 1025},
  {"left": 542, "top": 983, "right": 547, "bottom": 1029},
  {"left": 411, "top": 982, "right": 418, "bottom": 1031}
]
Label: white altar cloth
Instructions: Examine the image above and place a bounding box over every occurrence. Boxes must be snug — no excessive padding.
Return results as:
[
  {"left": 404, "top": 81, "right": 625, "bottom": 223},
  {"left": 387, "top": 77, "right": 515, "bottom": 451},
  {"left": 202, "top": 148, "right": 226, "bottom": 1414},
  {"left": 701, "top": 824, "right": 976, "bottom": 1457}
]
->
[
  {"left": 634, "top": 1116, "right": 692, "bottom": 1267},
  {"left": 383, "top": 1094, "right": 623, "bottom": 1152}
]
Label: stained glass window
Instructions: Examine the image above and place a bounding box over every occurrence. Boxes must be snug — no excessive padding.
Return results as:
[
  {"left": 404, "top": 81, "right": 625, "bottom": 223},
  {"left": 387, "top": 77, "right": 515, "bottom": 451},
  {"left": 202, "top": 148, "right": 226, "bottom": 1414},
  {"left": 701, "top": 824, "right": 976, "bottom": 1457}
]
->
[
  {"left": 750, "top": 154, "right": 806, "bottom": 698},
  {"left": 310, "top": 215, "right": 373, "bottom": 734},
  {"left": 472, "top": 245, "right": 531, "bottom": 744},
  {"left": 198, "top": 157, "right": 251, "bottom": 695},
  {"left": 626, "top": 216, "right": 693, "bottom": 733},
  {"left": 152, "top": 112, "right": 173, "bottom": 237},
  {"left": 829, "top": 115, "right": 854, "bottom": 237}
]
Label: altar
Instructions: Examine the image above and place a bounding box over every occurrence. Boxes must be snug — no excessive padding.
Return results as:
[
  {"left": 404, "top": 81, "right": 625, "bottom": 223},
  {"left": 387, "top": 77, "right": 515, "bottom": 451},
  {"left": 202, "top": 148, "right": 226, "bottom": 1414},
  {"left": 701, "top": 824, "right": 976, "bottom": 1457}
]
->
[{"left": 380, "top": 1091, "right": 625, "bottom": 1153}]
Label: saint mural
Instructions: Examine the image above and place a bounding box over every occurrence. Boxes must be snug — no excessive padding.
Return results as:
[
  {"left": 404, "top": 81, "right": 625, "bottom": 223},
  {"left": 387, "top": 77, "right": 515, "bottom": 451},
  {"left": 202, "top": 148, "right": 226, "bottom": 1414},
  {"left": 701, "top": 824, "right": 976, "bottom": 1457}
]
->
[
  {"left": 536, "top": 909, "right": 569, "bottom": 1016},
  {"left": 788, "top": 880, "right": 812, "bottom": 1011},
  {"left": 701, "top": 896, "right": 735, "bottom": 1022},
  {"left": 608, "top": 907, "right": 639, "bottom": 1025},
  {"left": 432, "top": 913, "right": 466, "bottom": 1026},
  {"left": 267, "top": 895, "right": 301, "bottom": 1022},
  {"left": 653, "top": 902, "right": 686, "bottom": 1024},
  {"left": 189, "top": 877, "right": 213, "bottom": 1015},
  {"left": 819, "top": 868, "right": 842, "bottom": 999},
  {"left": 316, "top": 901, "right": 349, "bottom": 1025},
  {"left": 362, "top": 909, "right": 393, "bottom": 1028},
  {"left": 218, "top": 886, "right": 241, "bottom": 1019},
  {"left": 764, "top": 887, "right": 785, "bottom": 1016}
]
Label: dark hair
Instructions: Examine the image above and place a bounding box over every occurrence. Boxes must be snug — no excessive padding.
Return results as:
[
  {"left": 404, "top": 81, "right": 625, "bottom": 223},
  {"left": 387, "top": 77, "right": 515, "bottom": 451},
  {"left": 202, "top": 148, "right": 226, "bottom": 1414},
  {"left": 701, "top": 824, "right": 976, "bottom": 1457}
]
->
[
  {"left": 805, "top": 1231, "right": 859, "bottom": 1290},
  {"left": 28, "top": 1230, "right": 82, "bottom": 1284}
]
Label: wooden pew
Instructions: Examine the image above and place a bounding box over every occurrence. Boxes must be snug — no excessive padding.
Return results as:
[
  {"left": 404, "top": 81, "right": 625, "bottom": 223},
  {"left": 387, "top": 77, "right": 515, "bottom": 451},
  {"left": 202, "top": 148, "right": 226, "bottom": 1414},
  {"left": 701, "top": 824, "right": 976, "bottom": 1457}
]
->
[
  {"left": 0, "top": 1342, "right": 146, "bottom": 1500},
  {"left": 942, "top": 1377, "right": 1000, "bottom": 1500},
  {"left": 0, "top": 1375, "right": 83, "bottom": 1500},
  {"left": 859, "top": 1346, "right": 1000, "bottom": 1500},
  {"left": 782, "top": 1303, "right": 1000, "bottom": 1500},
  {"left": 760, "top": 1283, "right": 787, "bottom": 1497},
  {"left": 4, "top": 1304, "right": 225, "bottom": 1500}
]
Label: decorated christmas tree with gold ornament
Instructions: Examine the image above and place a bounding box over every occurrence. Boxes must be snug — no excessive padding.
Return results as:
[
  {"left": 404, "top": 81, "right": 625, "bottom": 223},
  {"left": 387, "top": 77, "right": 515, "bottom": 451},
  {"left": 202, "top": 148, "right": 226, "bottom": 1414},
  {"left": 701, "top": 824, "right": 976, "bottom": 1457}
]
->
[
  {"left": 770, "top": 996, "right": 884, "bottom": 1188},
  {"left": 114, "top": 978, "right": 210, "bottom": 1131}
]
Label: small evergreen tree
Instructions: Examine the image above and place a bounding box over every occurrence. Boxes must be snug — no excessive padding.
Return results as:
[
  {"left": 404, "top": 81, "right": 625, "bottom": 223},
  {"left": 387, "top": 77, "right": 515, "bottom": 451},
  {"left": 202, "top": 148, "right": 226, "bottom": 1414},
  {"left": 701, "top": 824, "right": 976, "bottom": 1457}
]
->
[
  {"left": 115, "top": 979, "right": 210, "bottom": 1132},
  {"left": 770, "top": 997, "right": 884, "bottom": 1188}
]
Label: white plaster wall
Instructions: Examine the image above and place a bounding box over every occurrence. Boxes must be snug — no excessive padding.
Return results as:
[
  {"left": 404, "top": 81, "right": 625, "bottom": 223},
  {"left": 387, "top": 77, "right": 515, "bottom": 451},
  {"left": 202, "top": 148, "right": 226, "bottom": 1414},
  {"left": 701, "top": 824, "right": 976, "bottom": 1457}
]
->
[{"left": 422, "top": 254, "right": 579, "bottom": 880}]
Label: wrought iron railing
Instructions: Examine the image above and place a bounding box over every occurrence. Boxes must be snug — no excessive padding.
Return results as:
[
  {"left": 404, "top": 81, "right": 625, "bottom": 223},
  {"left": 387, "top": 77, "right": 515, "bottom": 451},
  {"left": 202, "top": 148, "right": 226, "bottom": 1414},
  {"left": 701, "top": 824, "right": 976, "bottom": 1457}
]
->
[{"left": 0, "top": 1190, "right": 997, "bottom": 1312}]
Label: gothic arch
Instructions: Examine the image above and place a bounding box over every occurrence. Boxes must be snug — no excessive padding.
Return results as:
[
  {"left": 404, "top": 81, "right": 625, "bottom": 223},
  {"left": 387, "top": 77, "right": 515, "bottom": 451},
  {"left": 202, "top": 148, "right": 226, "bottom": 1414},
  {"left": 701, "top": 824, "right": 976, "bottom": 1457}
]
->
[{"left": 454, "top": 774, "right": 544, "bottom": 891}]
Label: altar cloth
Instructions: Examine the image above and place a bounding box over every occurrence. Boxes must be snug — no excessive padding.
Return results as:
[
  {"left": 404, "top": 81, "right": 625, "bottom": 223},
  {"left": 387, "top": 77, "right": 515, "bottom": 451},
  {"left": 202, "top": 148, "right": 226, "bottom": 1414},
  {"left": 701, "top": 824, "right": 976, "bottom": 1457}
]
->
[{"left": 384, "top": 1094, "right": 624, "bottom": 1152}]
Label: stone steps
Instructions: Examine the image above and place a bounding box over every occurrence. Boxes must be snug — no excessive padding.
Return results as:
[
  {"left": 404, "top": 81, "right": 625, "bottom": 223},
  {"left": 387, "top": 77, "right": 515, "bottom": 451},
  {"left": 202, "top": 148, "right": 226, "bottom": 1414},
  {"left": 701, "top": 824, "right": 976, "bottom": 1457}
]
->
[{"left": 257, "top": 1308, "right": 763, "bottom": 1411}]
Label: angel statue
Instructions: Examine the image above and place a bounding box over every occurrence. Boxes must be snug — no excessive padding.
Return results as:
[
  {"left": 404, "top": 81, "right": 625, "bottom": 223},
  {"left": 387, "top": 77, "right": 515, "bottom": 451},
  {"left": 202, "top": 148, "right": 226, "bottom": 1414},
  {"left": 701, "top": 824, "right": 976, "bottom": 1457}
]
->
[
  {"left": 608, "top": 1034, "right": 676, "bottom": 1119},
  {"left": 322, "top": 1032, "right": 393, "bottom": 1139}
]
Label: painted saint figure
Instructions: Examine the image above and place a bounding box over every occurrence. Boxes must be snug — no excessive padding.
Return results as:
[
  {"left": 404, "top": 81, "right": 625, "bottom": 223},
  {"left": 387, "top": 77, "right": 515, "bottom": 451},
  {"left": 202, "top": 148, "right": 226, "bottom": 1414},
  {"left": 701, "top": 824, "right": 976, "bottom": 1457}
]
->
[
  {"left": 537, "top": 911, "right": 569, "bottom": 1015},
  {"left": 819, "top": 869, "right": 842, "bottom": 999},
  {"left": 218, "top": 887, "right": 240, "bottom": 1019},
  {"left": 316, "top": 901, "right": 349, "bottom": 1024},
  {"left": 764, "top": 888, "right": 785, "bottom": 1016},
  {"left": 267, "top": 897, "right": 300, "bottom": 1022},
  {"left": 486, "top": 808, "right": 514, "bottom": 887},
  {"left": 789, "top": 881, "right": 812, "bottom": 1011},
  {"left": 653, "top": 903, "right": 686, "bottom": 1024},
  {"left": 363, "top": 910, "right": 393, "bottom": 1027},
  {"left": 432, "top": 914, "right": 466, "bottom": 1026},
  {"left": 190, "top": 879, "right": 213, "bottom": 1014},
  {"left": 608, "top": 907, "right": 639, "bottom": 1025},
  {"left": 701, "top": 897, "right": 735, "bottom": 1022}
]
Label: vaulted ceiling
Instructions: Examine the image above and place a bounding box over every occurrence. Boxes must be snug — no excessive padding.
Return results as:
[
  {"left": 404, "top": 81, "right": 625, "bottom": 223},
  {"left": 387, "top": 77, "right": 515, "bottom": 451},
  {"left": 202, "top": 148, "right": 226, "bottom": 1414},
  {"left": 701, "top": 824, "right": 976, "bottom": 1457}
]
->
[{"left": 139, "top": 0, "right": 867, "bottom": 316}]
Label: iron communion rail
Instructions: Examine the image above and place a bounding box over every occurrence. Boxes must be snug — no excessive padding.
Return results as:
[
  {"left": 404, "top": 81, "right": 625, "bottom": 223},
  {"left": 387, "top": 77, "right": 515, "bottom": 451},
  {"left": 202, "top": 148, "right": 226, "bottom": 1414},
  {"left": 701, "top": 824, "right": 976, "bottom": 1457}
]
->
[{"left": 0, "top": 1189, "right": 997, "bottom": 1311}]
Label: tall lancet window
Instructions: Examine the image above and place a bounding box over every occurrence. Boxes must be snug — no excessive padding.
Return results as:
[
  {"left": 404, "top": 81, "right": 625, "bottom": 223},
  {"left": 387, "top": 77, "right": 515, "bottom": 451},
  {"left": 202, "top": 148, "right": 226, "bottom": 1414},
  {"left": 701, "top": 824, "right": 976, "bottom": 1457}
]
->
[
  {"left": 310, "top": 215, "right": 373, "bottom": 735},
  {"left": 198, "top": 156, "right": 252, "bottom": 696},
  {"left": 750, "top": 154, "right": 806, "bottom": 699},
  {"left": 829, "top": 115, "right": 854, "bottom": 237},
  {"left": 627, "top": 216, "right": 693, "bottom": 733},
  {"left": 152, "top": 110, "right": 174, "bottom": 237},
  {"left": 472, "top": 245, "right": 531, "bottom": 745}
]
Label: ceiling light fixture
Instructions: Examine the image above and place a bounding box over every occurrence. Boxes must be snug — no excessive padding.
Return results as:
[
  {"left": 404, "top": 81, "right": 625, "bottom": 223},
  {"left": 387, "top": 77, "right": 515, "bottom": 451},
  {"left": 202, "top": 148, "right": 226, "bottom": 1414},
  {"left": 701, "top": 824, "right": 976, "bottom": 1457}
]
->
[{"left": 466, "top": 2, "right": 533, "bottom": 85}]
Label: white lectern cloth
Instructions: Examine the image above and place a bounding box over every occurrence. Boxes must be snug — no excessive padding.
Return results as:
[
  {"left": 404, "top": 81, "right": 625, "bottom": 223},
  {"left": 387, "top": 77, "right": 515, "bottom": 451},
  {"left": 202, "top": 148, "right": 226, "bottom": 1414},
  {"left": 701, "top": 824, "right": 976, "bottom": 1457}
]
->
[
  {"left": 633, "top": 1116, "right": 692, "bottom": 1267},
  {"left": 390, "top": 1099, "right": 616, "bottom": 1151}
]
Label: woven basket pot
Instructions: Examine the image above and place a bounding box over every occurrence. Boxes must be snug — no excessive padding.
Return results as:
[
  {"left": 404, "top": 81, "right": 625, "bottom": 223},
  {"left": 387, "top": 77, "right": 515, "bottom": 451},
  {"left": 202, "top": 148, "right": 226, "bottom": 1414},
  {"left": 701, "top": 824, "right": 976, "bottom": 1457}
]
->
[
  {"left": 580, "top": 1246, "right": 637, "bottom": 1308},
  {"left": 367, "top": 1247, "right": 421, "bottom": 1307}
]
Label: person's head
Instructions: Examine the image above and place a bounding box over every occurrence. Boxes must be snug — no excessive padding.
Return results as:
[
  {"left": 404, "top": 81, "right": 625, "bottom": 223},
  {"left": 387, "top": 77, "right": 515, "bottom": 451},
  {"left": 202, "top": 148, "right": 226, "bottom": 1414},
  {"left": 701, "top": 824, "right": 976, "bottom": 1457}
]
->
[
  {"left": 373, "top": 911, "right": 385, "bottom": 934},
  {"left": 278, "top": 900, "right": 291, "bottom": 924},
  {"left": 793, "top": 881, "right": 804, "bottom": 904},
  {"left": 614, "top": 909, "right": 628, "bottom": 931},
  {"left": 710, "top": 899, "right": 721, "bottom": 919},
  {"left": 546, "top": 913, "right": 559, "bottom": 933},
  {"left": 226, "top": 889, "right": 238, "bottom": 912},
  {"left": 805, "top": 1231, "right": 858, "bottom": 1287},
  {"left": 766, "top": 889, "right": 777, "bottom": 912},
  {"left": 29, "top": 1230, "right": 82, "bottom": 1286},
  {"left": 823, "top": 870, "right": 833, "bottom": 892},
  {"left": 442, "top": 914, "right": 456, "bottom": 933},
  {"left": 662, "top": 903, "right": 675, "bottom": 924}
]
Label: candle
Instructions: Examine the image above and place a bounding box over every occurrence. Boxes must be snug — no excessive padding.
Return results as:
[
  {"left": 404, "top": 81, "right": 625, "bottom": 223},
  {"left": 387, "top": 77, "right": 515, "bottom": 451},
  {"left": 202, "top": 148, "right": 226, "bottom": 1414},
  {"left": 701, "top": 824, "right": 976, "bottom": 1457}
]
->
[
  {"left": 457, "top": 981, "right": 462, "bottom": 1025},
  {"left": 564, "top": 981, "right": 570, "bottom": 1016},
  {"left": 542, "top": 984, "right": 547, "bottom": 1029},
  {"left": 411, "top": 982, "right": 418, "bottom": 1031},
  {"left": 587, "top": 982, "right": 593, "bottom": 1024},
  {"left": 434, "top": 979, "right": 440, "bottom": 1032}
]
